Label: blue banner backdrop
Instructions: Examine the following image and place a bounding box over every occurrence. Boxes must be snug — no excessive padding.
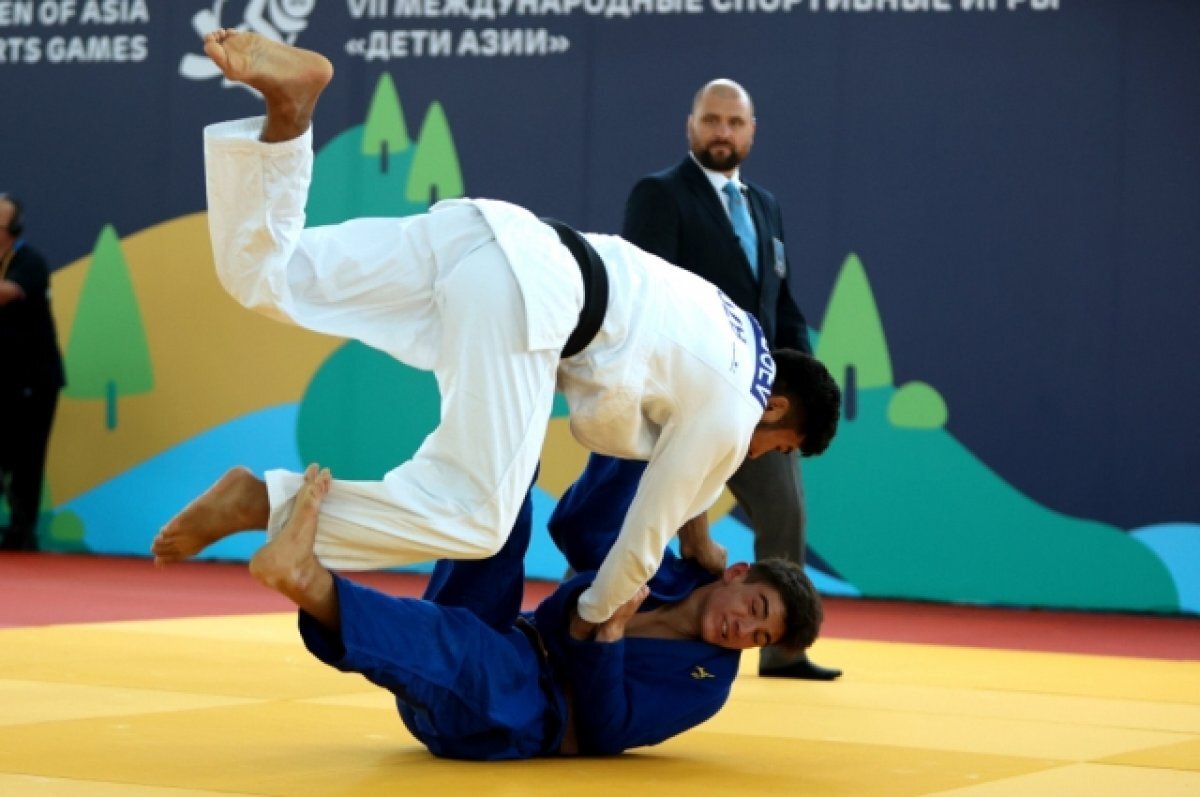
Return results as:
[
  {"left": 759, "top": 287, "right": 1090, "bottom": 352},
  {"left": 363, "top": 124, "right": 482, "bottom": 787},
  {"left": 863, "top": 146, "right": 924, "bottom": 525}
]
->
[{"left": 3, "top": 0, "right": 1198, "bottom": 613}]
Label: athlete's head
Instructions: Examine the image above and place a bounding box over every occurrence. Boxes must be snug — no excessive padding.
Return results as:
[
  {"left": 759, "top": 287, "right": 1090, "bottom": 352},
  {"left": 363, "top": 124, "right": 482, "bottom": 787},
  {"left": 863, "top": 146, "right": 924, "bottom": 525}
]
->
[
  {"left": 747, "top": 350, "right": 841, "bottom": 460},
  {"left": 698, "top": 559, "right": 823, "bottom": 652}
]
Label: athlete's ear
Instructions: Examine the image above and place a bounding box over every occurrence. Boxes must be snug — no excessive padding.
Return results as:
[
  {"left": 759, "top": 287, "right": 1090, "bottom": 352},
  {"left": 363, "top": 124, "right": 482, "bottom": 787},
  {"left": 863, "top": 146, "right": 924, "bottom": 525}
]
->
[
  {"left": 761, "top": 395, "right": 789, "bottom": 424},
  {"left": 723, "top": 562, "right": 751, "bottom": 583}
]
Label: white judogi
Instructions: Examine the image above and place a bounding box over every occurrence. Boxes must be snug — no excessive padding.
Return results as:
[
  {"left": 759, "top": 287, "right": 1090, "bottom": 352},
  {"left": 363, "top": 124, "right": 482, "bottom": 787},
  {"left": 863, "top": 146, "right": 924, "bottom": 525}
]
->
[{"left": 205, "top": 117, "right": 773, "bottom": 623}]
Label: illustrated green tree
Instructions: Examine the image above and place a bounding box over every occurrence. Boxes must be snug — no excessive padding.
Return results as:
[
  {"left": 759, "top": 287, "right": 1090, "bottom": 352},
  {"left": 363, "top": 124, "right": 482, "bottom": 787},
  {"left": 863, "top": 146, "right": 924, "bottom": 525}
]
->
[
  {"left": 361, "top": 73, "right": 411, "bottom": 173},
  {"left": 64, "top": 225, "right": 154, "bottom": 429},
  {"left": 815, "top": 253, "right": 893, "bottom": 392},
  {"left": 406, "top": 101, "right": 464, "bottom": 205},
  {"left": 47, "top": 509, "right": 87, "bottom": 552},
  {"left": 31, "top": 479, "right": 87, "bottom": 552}
]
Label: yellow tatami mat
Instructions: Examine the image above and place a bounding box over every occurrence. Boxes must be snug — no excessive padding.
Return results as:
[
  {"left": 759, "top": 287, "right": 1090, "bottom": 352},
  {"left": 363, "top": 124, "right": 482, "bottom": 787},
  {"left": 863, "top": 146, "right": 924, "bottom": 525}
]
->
[{"left": 1, "top": 614, "right": 1197, "bottom": 796}]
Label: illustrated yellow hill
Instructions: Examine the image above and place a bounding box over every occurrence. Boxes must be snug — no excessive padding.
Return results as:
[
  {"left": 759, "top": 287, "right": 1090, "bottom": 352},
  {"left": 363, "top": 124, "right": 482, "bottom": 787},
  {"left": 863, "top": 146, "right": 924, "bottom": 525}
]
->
[{"left": 47, "top": 213, "right": 342, "bottom": 504}]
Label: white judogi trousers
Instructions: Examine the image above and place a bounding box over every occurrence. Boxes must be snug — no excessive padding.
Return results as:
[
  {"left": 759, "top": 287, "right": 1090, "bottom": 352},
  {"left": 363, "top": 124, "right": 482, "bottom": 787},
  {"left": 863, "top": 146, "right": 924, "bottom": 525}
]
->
[{"left": 204, "top": 118, "right": 580, "bottom": 569}]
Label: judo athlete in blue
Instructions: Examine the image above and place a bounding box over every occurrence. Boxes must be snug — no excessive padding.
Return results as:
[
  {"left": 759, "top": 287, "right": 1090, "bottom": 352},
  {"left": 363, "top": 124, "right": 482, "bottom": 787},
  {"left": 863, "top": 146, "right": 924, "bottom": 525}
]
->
[{"left": 254, "top": 465, "right": 823, "bottom": 760}]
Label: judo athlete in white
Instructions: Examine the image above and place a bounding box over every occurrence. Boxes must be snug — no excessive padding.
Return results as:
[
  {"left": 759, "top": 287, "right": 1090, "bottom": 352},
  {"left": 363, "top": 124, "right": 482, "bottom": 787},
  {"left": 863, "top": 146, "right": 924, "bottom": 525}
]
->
[{"left": 152, "top": 31, "right": 841, "bottom": 629}]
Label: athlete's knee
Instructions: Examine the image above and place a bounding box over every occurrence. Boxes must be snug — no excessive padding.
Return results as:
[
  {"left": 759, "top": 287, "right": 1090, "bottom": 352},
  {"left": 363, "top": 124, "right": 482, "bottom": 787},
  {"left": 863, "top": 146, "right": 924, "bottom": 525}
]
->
[{"left": 471, "top": 528, "right": 509, "bottom": 559}]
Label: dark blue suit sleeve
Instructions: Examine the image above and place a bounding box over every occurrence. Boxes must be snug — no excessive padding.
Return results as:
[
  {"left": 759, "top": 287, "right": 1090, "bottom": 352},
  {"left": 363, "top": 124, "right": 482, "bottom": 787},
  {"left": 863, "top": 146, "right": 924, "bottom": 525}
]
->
[
  {"left": 764, "top": 199, "right": 813, "bottom": 353},
  {"left": 622, "top": 177, "right": 679, "bottom": 262},
  {"left": 6, "top": 247, "right": 49, "bottom": 298}
]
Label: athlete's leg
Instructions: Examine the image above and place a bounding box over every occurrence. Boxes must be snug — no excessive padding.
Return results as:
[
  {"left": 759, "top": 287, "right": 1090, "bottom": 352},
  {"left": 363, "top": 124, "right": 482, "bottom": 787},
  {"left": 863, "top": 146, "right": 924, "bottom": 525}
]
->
[{"left": 249, "top": 463, "right": 339, "bottom": 630}]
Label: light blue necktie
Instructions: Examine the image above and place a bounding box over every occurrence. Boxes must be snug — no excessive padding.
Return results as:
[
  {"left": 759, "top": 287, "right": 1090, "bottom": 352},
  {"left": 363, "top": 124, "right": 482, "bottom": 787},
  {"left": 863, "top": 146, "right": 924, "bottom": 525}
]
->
[{"left": 722, "top": 181, "right": 758, "bottom": 277}]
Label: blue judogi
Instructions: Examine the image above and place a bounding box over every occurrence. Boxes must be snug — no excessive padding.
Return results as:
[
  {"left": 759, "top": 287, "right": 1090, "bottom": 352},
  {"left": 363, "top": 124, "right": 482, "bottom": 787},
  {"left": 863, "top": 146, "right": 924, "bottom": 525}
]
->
[
  {"left": 298, "top": 476, "right": 739, "bottom": 760},
  {"left": 548, "top": 452, "right": 711, "bottom": 601}
]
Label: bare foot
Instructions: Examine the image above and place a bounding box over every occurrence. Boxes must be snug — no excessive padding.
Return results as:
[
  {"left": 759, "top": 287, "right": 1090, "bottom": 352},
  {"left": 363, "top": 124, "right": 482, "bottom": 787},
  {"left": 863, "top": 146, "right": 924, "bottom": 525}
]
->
[
  {"left": 202, "top": 28, "right": 333, "bottom": 142},
  {"left": 249, "top": 464, "right": 330, "bottom": 598},
  {"left": 152, "top": 467, "right": 268, "bottom": 565}
]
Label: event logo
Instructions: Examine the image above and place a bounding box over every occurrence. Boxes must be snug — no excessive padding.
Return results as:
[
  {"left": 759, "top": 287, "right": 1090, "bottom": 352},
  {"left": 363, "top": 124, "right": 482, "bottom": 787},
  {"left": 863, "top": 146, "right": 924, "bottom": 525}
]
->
[{"left": 179, "top": 0, "right": 316, "bottom": 91}]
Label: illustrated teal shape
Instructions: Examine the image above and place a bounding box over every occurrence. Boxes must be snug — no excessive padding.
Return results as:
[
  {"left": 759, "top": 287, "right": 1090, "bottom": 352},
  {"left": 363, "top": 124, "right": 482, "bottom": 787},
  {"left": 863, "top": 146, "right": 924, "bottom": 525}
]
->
[
  {"left": 888, "top": 381, "right": 948, "bottom": 428},
  {"left": 406, "top": 101, "right": 464, "bottom": 205},
  {"left": 307, "top": 125, "right": 428, "bottom": 225},
  {"left": 62, "top": 225, "right": 154, "bottom": 429},
  {"left": 306, "top": 77, "right": 463, "bottom": 226},
  {"left": 804, "top": 388, "right": 1178, "bottom": 612},
  {"left": 816, "top": 253, "right": 893, "bottom": 390},
  {"left": 296, "top": 341, "right": 442, "bottom": 480},
  {"left": 361, "top": 72, "right": 411, "bottom": 172},
  {"left": 551, "top": 391, "right": 570, "bottom": 418}
]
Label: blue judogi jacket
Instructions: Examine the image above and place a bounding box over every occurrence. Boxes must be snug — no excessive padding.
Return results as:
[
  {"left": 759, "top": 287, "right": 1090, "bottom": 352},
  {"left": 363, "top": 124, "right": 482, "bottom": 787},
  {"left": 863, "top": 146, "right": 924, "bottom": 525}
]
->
[{"left": 530, "top": 570, "right": 741, "bottom": 756}]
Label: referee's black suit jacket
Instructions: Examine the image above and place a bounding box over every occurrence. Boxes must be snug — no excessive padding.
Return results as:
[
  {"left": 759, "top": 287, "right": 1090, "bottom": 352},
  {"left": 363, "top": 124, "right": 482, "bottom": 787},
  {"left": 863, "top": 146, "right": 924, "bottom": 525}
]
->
[{"left": 621, "top": 155, "right": 812, "bottom": 354}]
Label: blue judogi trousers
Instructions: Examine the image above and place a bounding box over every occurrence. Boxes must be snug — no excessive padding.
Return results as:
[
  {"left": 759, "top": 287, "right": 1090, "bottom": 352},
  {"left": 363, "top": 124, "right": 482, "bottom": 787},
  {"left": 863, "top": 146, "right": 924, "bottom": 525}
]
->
[{"left": 298, "top": 481, "right": 566, "bottom": 760}]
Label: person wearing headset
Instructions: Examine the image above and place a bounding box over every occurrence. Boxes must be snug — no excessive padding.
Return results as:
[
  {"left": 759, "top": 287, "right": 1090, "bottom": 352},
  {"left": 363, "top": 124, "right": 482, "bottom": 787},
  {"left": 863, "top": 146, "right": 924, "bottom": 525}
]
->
[{"left": 0, "top": 194, "right": 66, "bottom": 552}]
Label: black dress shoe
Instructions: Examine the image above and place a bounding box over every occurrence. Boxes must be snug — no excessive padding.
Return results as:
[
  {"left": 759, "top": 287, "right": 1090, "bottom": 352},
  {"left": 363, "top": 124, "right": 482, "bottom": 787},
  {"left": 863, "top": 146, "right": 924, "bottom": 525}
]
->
[
  {"left": 759, "top": 656, "right": 843, "bottom": 681},
  {"left": 0, "top": 529, "right": 37, "bottom": 552}
]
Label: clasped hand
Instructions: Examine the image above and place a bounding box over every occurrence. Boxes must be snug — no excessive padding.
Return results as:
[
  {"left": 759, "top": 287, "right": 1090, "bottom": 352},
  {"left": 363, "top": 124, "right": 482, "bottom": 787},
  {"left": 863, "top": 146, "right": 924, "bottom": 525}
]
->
[{"left": 569, "top": 585, "right": 650, "bottom": 643}]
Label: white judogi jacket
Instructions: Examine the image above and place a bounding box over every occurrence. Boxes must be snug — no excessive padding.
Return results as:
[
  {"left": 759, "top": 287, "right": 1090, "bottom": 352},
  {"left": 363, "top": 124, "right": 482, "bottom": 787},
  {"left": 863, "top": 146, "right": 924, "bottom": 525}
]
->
[{"left": 205, "top": 118, "right": 772, "bottom": 623}]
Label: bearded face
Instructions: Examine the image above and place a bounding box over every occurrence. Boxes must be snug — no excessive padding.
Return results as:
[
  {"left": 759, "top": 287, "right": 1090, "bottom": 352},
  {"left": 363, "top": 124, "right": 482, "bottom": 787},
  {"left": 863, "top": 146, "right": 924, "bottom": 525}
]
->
[{"left": 687, "top": 89, "right": 756, "bottom": 174}]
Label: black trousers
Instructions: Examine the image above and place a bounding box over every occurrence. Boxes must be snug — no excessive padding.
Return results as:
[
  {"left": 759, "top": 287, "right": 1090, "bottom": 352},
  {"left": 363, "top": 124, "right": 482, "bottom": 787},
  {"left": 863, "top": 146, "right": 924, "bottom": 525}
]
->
[
  {"left": 725, "top": 450, "right": 810, "bottom": 670},
  {"left": 0, "top": 384, "right": 60, "bottom": 549}
]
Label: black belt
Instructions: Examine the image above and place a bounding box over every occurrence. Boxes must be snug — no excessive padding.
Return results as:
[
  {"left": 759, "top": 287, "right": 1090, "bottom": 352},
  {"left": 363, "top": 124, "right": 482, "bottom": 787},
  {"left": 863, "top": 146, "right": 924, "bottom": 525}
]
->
[
  {"left": 541, "top": 218, "right": 609, "bottom": 359},
  {"left": 514, "top": 615, "right": 550, "bottom": 664}
]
